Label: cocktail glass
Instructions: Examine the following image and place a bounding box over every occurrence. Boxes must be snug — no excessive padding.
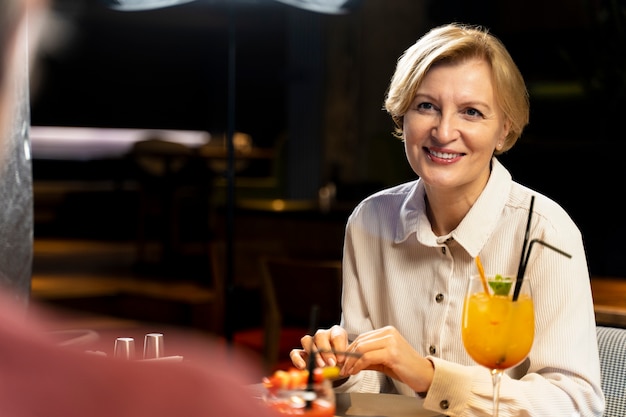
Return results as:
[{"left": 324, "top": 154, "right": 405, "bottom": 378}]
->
[{"left": 462, "top": 274, "right": 534, "bottom": 417}]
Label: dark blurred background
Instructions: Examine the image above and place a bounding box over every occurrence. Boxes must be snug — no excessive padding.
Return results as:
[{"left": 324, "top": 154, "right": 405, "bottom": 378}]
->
[{"left": 29, "top": 0, "right": 626, "bottom": 283}]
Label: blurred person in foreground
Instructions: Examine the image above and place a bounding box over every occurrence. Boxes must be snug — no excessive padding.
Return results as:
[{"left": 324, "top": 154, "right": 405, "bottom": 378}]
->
[
  {"left": 0, "top": 1, "right": 274, "bottom": 416},
  {"left": 291, "top": 23, "right": 604, "bottom": 416}
]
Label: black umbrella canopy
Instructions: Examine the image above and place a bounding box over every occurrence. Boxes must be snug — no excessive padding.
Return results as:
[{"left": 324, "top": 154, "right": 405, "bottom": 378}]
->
[{"left": 104, "top": 0, "right": 357, "bottom": 14}]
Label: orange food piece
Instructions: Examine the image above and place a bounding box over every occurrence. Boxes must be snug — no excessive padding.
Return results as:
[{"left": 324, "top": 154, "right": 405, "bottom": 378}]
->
[{"left": 264, "top": 366, "right": 334, "bottom": 392}]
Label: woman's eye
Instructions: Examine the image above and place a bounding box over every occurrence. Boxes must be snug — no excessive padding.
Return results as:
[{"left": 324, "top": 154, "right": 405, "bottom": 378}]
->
[
  {"left": 417, "top": 102, "right": 434, "bottom": 111},
  {"left": 465, "top": 108, "right": 483, "bottom": 118}
]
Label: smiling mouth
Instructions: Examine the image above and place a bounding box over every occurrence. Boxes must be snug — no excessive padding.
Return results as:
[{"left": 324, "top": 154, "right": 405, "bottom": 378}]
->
[{"left": 425, "top": 148, "right": 464, "bottom": 160}]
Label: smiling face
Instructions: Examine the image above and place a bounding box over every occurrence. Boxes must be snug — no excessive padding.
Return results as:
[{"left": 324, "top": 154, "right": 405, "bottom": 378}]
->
[{"left": 403, "top": 57, "right": 510, "bottom": 201}]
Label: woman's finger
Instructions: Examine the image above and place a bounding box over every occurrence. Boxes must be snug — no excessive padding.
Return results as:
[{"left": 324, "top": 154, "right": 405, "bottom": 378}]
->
[{"left": 289, "top": 348, "right": 308, "bottom": 369}]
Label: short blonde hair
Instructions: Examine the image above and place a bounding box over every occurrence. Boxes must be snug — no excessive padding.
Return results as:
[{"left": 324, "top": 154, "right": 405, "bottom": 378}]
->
[{"left": 384, "top": 23, "right": 529, "bottom": 154}]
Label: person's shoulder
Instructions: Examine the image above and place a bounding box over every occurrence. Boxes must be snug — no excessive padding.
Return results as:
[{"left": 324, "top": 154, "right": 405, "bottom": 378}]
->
[
  {"left": 354, "top": 180, "right": 418, "bottom": 209},
  {"left": 345, "top": 180, "right": 420, "bottom": 224},
  {"left": 509, "top": 181, "right": 579, "bottom": 231},
  {"left": 509, "top": 182, "right": 563, "bottom": 210}
]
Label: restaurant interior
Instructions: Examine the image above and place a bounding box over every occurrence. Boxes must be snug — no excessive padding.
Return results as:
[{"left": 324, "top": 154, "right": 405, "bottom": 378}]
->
[{"left": 25, "top": 0, "right": 626, "bottom": 371}]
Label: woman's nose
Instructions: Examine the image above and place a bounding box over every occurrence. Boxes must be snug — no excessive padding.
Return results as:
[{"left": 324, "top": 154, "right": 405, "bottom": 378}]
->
[{"left": 431, "top": 113, "right": 458, "bottom": 142}]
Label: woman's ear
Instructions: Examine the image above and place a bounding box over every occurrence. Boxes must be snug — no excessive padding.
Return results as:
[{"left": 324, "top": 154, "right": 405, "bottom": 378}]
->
[
  {"left": 502, "top": 118, "right": 512, "bottom": 141},
  {"left": 496, "top": 119, "right": 512, "bottom": 151}
]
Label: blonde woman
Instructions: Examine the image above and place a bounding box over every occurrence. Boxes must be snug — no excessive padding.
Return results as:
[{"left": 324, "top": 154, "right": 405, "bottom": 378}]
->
[{"left": 292, "top": 23, "right": 604, "bottom": 417}]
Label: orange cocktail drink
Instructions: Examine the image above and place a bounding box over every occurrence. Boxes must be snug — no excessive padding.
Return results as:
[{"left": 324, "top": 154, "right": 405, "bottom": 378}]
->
[{"left": 462, "top": 277, "right": 534, "bottom": 370}]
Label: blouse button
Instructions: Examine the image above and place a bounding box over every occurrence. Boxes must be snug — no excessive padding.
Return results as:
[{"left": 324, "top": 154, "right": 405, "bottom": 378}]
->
[
  {"left": 441, "top": 247, "right": 446, "bottom": 255},
  {"left": 435, "top": 293, "right": 444, "bottom": 303},
  {"left": 429, "top": 345, "right": 436, "bottom": 355},
  {"left": 439, "top": 400, "right": 450, "bottom": 410}
]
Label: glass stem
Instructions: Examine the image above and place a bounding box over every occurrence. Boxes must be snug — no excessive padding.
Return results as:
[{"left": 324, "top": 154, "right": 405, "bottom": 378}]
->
[{"left": 491, "top": 369, "right": 503, "bottom": 417}]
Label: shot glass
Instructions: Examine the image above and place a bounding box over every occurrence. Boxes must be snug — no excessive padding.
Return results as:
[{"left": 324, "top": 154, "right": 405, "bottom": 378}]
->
[
  {"left": 143, "top": 333, "right": 165, "bottom": 359},
  {"left": 114, "top": 337, "right": 136, "bottom": 360}
]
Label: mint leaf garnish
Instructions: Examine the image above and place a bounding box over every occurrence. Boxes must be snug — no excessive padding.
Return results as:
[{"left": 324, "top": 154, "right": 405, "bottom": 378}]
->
[{"left": 488, "top": 274, "right": 513, "bottom": 296}]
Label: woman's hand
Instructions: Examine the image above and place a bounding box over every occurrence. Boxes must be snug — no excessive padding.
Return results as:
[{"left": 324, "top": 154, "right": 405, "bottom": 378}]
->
[
  {"left": 289, "top": 325, "right": 349, "bottom": 369},
  {"left": 340, "top": 326, "right": 434, "bottom": 393}
]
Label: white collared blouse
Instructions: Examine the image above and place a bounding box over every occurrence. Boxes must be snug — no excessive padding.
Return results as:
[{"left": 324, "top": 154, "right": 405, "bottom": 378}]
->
[{"left": 337, "top": 157, "right": 604, "bottom": 417}]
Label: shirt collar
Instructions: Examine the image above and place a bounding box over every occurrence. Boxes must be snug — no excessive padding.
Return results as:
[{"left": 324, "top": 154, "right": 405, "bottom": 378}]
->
[{"left": 395, "top": 157, "right": 512, "bottom": 256}]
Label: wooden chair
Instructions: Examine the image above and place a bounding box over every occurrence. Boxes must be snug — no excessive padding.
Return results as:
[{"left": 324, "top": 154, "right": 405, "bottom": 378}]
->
[{"left": 256, "top": 256, "right": 343, "bottom": 372}]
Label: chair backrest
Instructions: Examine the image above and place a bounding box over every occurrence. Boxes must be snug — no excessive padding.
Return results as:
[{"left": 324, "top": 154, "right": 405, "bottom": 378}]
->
[
  {"left": 597, "top": 325, "right": 626, "bottom": 416},
  {"left": 260, "top": 256, "right": 342, "bottom": 369}
]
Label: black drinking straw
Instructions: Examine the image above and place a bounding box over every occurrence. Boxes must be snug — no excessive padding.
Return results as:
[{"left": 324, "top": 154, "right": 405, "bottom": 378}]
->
[
  {"left": 515, "top": 195, "right": 535, "bottom": 290},
  {"left": 305, "top": 350, "right": 316, "bottom": 409},
  {"left": 307, "top": 304, "right": 320, "bottom": 336},
  {"left": 513, "top": 196, "right": 573, "bottom": 301},
  {"left": 523, "top": 239, "right": 572, "bottom": 269},
  {"left": 513, "top": 238, "right": 573, "bottom": 301},
  {"left": 305, "top": 304, "right": 320, "bottom": 409}
]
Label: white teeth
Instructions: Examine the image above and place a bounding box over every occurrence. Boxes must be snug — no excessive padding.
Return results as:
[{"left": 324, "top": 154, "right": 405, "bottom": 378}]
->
[{"left": 429, "top": 149, "right": 459, "bottom": 159}]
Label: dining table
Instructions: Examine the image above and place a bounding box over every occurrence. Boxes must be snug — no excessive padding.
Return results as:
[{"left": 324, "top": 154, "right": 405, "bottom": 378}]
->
[
  {"left": 248, "top": 384, "right": 445, "bottom": 417},
  {"left": 334, "top": 393, "right": 444, "bottom": 417}
]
